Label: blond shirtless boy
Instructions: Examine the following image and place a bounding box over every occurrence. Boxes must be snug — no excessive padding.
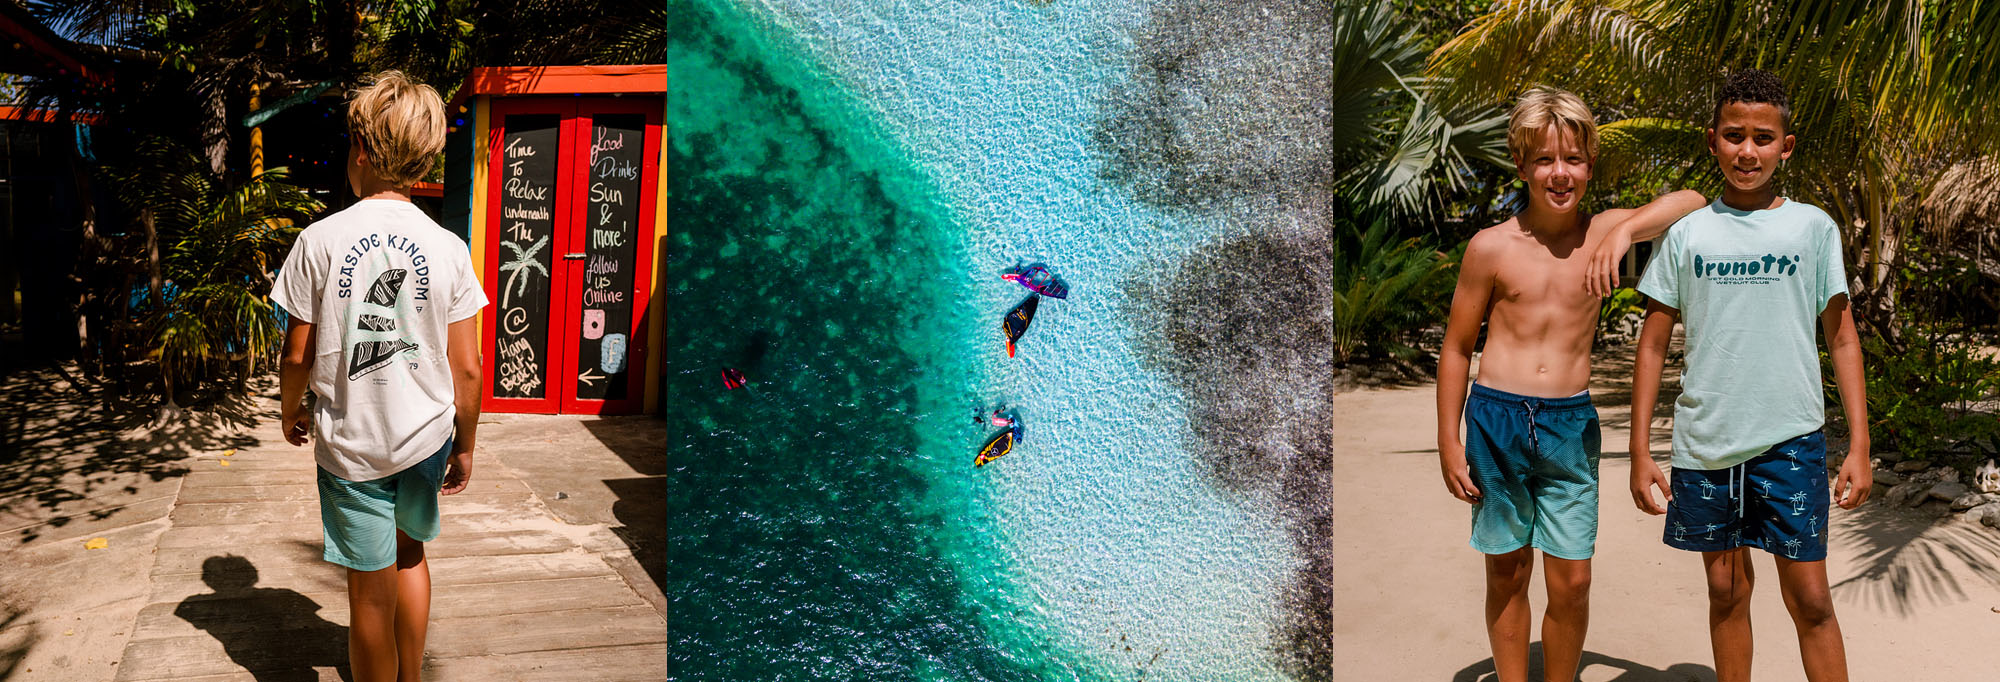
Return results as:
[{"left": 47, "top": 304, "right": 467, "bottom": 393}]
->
[{"left": 1435, "top": 86, "right": 1705, "bottom": 682}]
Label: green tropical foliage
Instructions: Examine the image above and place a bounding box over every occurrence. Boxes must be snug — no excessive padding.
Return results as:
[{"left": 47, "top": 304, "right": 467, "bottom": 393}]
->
[
  {"left": 1835, "top": 235, "right": 2000, "bottom": 460},
  {"left": 1844, "top": 334, "right": 2000, "bottom": 461},
  {"left": 117, "top": 139, "right": 323, "bottom": 404},
  {"left": 1596, "top": 286, "right": 1646, "bottom": 342},
  {"left": 1328, "top": 218, "right": 1457, "bottom": 362},
  {"left": 1324, "top": 0, "right": 1513, "bottom": 224},
  {"left": 1428, "top": 0, "right": 2000, "bottom": 332}
]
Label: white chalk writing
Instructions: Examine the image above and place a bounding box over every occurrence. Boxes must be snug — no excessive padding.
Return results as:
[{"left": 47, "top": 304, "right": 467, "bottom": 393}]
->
[
  {"left": 589, "top": 182, "right": 623, "bottom": 206},
  {"left": 504, "top": 177, "right": 548, "bottom": 201},
  {"left": 503, "top": 205, "right": 551, "bottom": 221},
  {"left": 496, "top": 337, "right": 541, "bottom": 395},
  {"left": 582, "top": 289, "right": 626, "bottom": 307},
  {"left": 590, "top": 229, "right": 625, "bottom": 249},
  {"left": 585, "top": 255, "right": 620, "bottom": 278},
  {"left": 593, "top": 155, "right": 639, "bottom": 181},
  {"left": 590, "top": 129, "right": 624, "bottom": 162}
]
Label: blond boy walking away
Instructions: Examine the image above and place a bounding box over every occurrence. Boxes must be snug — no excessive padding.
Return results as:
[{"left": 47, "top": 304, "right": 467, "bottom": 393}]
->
[
  {"left": 1437, "top": 85, "right": 1705, "bottom": 682},
  {"left": 272, "top": 71, "right": 488, "bottom": 682},
  {"left": 1627, "top": 68, "right": 1871, "bottom": 682}
]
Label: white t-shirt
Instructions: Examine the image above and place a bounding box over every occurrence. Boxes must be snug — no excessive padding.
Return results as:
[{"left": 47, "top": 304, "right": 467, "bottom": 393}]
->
[
  {"left": 1635, "top": 198, "right": 1848, "bottom": 471},
  {"left": 271, "top": 199, "right": 489, "bottom": 481}
]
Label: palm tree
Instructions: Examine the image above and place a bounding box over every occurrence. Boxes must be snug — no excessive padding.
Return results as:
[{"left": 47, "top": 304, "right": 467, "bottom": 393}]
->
[
  {"left": 1428, "top": 0, "right": 2000, "bottom": 333},
  {"left": 130, "top": 140, "right": 323, "bottom": 410},
  {"left": 116, "top": 138, "right": 323, "bottom": 413}
]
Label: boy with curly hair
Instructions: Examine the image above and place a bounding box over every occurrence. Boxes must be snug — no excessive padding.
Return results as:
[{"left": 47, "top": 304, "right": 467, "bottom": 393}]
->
[{"left": 1626, "top": 68, "right": 1872, "bottom": 682}]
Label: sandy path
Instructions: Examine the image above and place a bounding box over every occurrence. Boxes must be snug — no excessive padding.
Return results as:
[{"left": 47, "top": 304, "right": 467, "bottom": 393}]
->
[{"left": 1331, "top": 353, "right": 2000, "bottom": 681}]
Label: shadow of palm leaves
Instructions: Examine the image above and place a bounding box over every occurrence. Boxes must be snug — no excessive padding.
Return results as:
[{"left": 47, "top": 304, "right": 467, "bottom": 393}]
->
[{"left": 1830, "top": 504, "right": 2000, "bottom": 618}]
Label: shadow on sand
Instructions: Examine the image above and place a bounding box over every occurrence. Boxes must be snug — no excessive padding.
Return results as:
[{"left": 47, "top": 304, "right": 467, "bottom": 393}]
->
[
  {"left": 1452, "top": 644, "right": 1715, "bottom": 682},
  {"left": 0, "top": 605, "right": 31, "bottom": 680},
  {"left": 1830, "top": 501, "right": 2000, "bottom": 617},
  {"left": 174, "top": 555, "right": 353, "bottom": 682},
  {"left": 0, "top": 362, "right": 265, "bottom": 543}
]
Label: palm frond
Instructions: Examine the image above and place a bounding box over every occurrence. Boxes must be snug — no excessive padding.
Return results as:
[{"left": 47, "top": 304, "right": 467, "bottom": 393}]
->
[
  {"left": 1349, "top": 99, "right": 1509, "bottom": 219},
  {"left": 1922, "top": 155, "right": 2000, "bottom": 242}
]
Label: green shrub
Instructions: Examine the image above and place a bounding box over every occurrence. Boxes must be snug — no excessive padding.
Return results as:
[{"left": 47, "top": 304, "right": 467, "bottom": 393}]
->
[
  {"left": 1837, "top": 332, "right": 2000, "bottom": 460},
  {"left": 1832, "top": 235, "right": 2000, "bottom": 461},
  {"left": 1328, "top": 218, "right": 1454, "bottom": 362},
  {"left": 1597, "top": 287, "right": 1646, "bottom": 344}
]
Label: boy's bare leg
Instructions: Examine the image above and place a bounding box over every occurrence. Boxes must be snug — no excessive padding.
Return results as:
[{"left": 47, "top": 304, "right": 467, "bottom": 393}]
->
[
  {"left": 1703, "top": 549, "right": 1755, "bottom": 682},
  {"left": 394, "top": 530, "right": 432, "bottom": 682},
  {"left": 1540, "top": 556, "right": 1590, "bottom": 682},
  {"left": 1774, "top": 557, "right": 1847, "bottom": 682},
  {"left": 1485, "top": 548, "right": 1535, "bottom": 682},
  {"left": 348, "top": 565, "right": 401, "bottom": 682}
]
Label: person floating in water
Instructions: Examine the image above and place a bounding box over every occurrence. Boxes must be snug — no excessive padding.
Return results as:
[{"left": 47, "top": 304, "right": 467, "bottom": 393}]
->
[
  {"left": 989, "top": 408, "right": 1015, "bottom": 428},
  {"left": 974, "top": 411, "right": 1026, "bottom": 467}
]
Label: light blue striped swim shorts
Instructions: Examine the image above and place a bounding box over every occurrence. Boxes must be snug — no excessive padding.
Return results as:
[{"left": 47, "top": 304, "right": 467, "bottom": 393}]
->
[{"left": 317, "top": 437, "right": 452, "bottom": 571}]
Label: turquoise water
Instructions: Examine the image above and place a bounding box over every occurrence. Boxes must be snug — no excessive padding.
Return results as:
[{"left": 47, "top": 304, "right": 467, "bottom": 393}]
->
[{"left": 668, "top": 1, "right": 1301, "bottom": 679}]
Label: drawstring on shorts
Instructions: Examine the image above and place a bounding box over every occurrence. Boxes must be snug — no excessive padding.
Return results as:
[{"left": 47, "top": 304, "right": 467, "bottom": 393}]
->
[
  {"left": 1730, "top": 461, "right": 1748, "bottom": 523},
  {"left": 1523, "top": 400, "right": 1542, "bottom": 454}
]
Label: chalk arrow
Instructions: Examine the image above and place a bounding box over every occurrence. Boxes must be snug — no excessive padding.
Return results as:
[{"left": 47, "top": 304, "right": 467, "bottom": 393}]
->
[{"left": 578, "top": 368, "right": 604, "bottom": 387}]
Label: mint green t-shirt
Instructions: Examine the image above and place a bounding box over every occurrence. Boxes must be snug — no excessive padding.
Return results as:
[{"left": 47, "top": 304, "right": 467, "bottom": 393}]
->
[{"left": 1635, "top": 198, "right": 1849, "bottom": 471}]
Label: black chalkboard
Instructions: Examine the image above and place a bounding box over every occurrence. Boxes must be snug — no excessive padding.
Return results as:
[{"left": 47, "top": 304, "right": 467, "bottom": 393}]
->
[
  {"left": 492, "top": 114, "right": 560, "bottom": 399},
  {"left": 574, "top": 114, "right": 644, "bottom": 400}
]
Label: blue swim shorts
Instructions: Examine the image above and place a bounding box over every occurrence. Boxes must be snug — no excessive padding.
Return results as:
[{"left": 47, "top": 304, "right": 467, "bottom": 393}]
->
[
  {"left": 1464, "top": 383, "right": 1601, "bottom": 560},
  {"left": 317, "top": 437, "right": 452, "bottom": 571},
  {"left": 1664, "top": 431, "right": 1828, "bottom": 561}
]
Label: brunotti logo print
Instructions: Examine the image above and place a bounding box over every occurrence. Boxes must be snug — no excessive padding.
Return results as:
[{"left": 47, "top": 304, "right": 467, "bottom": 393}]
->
[{"left": 1691, "top": 253, "right": 1800, "bottom": 284}]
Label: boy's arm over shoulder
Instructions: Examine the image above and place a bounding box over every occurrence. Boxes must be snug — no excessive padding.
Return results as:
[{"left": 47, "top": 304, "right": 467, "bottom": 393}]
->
[
  {"left": 1630, "top": 219, "right": 1684, "bottom": 310},
  {"left": 1584, "top": 189, "right": 1708, "bottom": 296}
]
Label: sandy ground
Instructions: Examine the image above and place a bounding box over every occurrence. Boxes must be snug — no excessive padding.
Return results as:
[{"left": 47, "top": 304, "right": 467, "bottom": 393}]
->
[{"left": 1331, "top": 352, "right": 2000, "bottom": 681}]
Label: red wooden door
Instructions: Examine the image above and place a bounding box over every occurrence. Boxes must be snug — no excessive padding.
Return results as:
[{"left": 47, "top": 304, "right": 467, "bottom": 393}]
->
[
  {"left": 483, "top": 99, "right": 575, "bottom": 414},
  {"left": 481, "top": 98, "right": 657, "bottom": 415},
  {"left": 555, "top": 98, "right": 658, "bottom": 415}
]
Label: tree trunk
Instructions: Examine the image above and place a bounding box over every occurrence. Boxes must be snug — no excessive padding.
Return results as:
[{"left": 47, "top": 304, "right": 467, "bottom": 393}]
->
[
  {"left": 201, "top": 82, "right": 229, "bottom": 177},
  {"left": 144, "top": 208, "right": 179, "bottom": 417},
  {"left": 67, "top": 125, "right": 101, "bottom": 378}
]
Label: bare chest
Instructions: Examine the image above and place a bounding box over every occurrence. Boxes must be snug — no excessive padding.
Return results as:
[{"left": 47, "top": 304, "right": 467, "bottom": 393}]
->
[{"left": 1491, "top": 249, "right": 1597, "bottom": 312}]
